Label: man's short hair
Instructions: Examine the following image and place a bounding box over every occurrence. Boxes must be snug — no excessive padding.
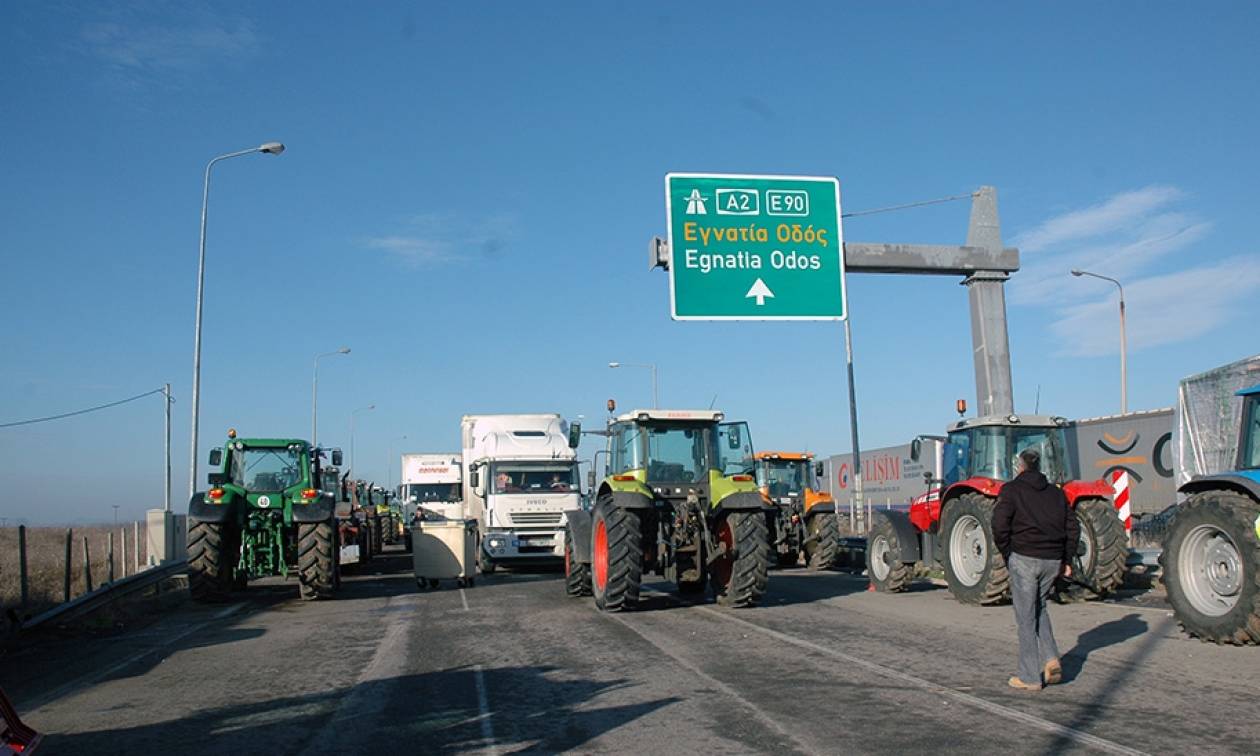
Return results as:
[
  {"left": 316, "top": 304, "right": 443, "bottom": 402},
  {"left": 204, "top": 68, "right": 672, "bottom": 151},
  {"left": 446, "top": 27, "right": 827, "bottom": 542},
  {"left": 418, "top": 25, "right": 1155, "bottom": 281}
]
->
[{"left": 1019, "top": 448, "right": 1041, "bottom": 472}]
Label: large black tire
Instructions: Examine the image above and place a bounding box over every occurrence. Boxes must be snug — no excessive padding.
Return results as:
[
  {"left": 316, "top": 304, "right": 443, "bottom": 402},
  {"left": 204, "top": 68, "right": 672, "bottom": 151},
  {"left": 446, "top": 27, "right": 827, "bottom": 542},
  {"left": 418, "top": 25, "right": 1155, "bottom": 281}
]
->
[
  {"left": 804, "top": 512, "right": 840, "bottom": 570},
  {"left": 940, "top": 492, "right": 1009, "bottom": 605},
  {"left": 867, "top": 515, "right": 914, "bottom": 593},
  {"left": 591, "top": 503, "right": 642, "bottom": 612},
  {"left": 564, "top": 527, "right": 591, "bottom": 597},
  {"left": 710, "top": 510, "right": 771, "bottom": 608},
  {"left": 297, "top": 521, "right": 336, "bottom": 600},
  {"left": 1073, "top": 497, "right": 1128, "bottom": 598},
  {"left": 188, "top": 522, "right": 236, "bottom": 602},
  {"left": 368, "top": 515, "right": 383, "bottom": 556},
  {"left": 1160, "top": 490, "right": 1260, "bottom": 645}
]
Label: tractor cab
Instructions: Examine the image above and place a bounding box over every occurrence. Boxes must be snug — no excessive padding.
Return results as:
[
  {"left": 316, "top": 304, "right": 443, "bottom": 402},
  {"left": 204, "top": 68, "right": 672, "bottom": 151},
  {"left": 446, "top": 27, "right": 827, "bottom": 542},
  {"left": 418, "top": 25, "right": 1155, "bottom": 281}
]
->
[
  {"left": 604, "top": 409, "right": 755, "bottom": 500},
  {"left": 937, "top": 414, "right": 1073, "bottom": 489}
]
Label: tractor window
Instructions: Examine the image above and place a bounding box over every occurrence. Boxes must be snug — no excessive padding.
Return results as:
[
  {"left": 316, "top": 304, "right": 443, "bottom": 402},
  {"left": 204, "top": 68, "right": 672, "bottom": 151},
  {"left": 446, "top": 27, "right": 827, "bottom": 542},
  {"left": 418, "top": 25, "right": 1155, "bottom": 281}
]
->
[
  {"left": 645, "top": 424, "right": 710, "bottom": 483},
  {"left": 1241, "top": 396, "right": 1260, "bottom": 470},
  {"left": 609, "top": 423, "right": 643, "bottom": 474},
  {"left": 765, "top": 460, "right": 808, "bottom": 497},
  {"left": 717, "top": 422, "right": 755, "bottom": 477},
  {"left": 943, "top": 433, "right": 971, "bottom": 487},
  {"left": 233, "top": 447, "right": 303, "bottom": 491}
]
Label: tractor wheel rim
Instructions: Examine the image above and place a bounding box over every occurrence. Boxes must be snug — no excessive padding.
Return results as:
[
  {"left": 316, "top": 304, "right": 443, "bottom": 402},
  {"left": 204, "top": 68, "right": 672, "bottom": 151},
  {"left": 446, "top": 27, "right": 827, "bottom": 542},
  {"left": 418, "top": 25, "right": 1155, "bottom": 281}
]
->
[
  {"left": 712, "top": 517, "right": 734, "bottom": 589},
  {"left": 593, "top": 519, "right": 609, "bottom": 591},
  {"left": 1179, "top": 524, "right": 1242, "bottom": 616},
  {"left": 1078, "top": 520, "right": 1095, "bottom": 574},
  {"left": 950, "top": 514, "right": 986, "bottom": 587},
  {"left": 870, "top": 534, "right": 891, "bottom": 580}
]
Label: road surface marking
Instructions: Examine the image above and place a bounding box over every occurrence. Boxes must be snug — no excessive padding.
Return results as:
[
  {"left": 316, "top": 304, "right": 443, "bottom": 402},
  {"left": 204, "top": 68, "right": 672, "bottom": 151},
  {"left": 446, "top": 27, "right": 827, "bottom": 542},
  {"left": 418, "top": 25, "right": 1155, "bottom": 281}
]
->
[
  {"left": 473, "top": 664, "right": 498, "bottom": 755},
  {"left": 692, "top": 602, "right": 1149, "bottom": 756},
  {"left": 460, "top": 588, "right": 470, "bottom": 611},
  {"left": 605, "top": 611, "right": 816, "bottom": 755},
  {"left": 23, "top": 602, "right": 246, "bottom": 715}
]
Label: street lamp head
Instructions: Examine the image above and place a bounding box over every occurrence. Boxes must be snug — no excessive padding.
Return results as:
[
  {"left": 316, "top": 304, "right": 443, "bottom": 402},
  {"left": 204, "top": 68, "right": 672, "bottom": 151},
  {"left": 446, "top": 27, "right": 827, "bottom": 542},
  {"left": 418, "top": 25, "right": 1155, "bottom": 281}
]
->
[
  {"left": 258, "top": 142, "right": 285, "bottom": 155},
  {"left": 1070, "top": 269, "right": 1084, "bottom": 277},
  {"left": 608, "top": 362, "right": 620, "bottom": 368},
  {"left": 338, "top": 346, "right": 351, "bottom": 354}
]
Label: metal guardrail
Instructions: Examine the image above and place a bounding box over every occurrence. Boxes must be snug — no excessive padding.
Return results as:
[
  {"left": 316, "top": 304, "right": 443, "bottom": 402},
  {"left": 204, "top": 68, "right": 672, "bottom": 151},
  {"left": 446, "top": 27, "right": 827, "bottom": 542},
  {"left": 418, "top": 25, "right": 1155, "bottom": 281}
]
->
[{"left": 20, "top": 560, "right": 187, "bottom": 631}]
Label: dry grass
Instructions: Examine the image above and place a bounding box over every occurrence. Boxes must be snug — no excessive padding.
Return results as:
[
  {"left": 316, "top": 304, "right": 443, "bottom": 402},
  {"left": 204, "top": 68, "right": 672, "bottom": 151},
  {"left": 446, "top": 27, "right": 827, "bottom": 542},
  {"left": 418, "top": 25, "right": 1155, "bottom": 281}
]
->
[{"left": 0, "top": 524, "right": 150, "bottom": 618}]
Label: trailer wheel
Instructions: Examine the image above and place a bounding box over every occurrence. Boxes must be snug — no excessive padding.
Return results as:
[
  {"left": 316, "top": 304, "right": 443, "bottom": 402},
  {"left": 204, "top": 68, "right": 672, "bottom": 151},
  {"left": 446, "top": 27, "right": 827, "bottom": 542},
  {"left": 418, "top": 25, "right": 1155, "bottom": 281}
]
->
[
  {"left": 1072, "top": 497, "right": 1128, "bottom": 598},
  {"left": 297, "top": 520, "right": 336, "bottom": 600},
  {"left": 189, "top": 522, "right": 237, "bottom": 602},
  {"left": 867, "top": 516, "right": 914, "bottom": 592},
  {"left": 711, "top": 510, "right": 771, "bottom": 608},
  {"left": 1161, "top": 490, "right": 1260, "bottom": 645},
  {"left": 941, "top": 492, "right": 1009, "bottom": 605},
  {"left": 564, "top": 527, "right": 592, "bottom": 597},
  {"left": 804, "top": 512, "right": 840, "bottom": 570},
  {"left": 591, "top": 503, "right": 641, "bottom": 612}
]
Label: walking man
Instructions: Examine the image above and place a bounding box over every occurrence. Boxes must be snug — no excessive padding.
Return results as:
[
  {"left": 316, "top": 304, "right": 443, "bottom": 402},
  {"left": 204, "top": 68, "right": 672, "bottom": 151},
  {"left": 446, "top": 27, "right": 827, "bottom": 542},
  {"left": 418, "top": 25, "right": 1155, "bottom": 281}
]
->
[{"left": 992, "top": 448, "right": 1080, "bottom": 690}]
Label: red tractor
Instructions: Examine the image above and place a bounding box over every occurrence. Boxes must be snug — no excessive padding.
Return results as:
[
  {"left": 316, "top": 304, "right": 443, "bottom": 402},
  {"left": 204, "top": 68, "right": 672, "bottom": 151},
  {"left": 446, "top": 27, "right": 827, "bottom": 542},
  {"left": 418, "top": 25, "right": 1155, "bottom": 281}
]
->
[{"left": 866, "top": 410, "right": 1128, "bottom": 604}]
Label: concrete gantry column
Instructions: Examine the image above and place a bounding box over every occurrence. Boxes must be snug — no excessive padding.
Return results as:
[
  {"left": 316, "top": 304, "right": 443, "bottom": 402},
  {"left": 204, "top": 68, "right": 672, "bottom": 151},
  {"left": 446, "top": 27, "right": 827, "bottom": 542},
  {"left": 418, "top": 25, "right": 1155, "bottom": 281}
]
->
[{"left": 962, "top": 187, "right": 1015, "bottom": 417}]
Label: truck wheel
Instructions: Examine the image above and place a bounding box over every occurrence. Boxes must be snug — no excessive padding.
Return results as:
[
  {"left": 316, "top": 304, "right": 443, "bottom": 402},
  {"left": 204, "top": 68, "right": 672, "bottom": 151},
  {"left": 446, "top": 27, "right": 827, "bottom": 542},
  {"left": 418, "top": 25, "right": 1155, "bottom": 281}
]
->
[
  {"left": 941, "top": 492, "right": 1009, "bottom": 605},
  {"left": 1073, "top": 497, "right": 1128, "bottom": 598},
  {"left": 804, "top": 513, "right": 841, "bottom": 570},
  {"left": 564, "top": 527, "right": 591, "bottom": 597},
  {"left": 592, "top": 503, "right": 641, "bottom": 612},
  {"left": 867, "top": 516, "right": 914, "bottom": 592},
  {"left": 478, "top": 546, "right": 497, "bottom": 575},
  {"left": 1161, "top": 491, "right": 1260, "bottom": 645},
  {"left": 711, "top": 510, "right": 770, "bottom": 608},
  {"left": 297, "top": 521, "right": 336, "bottom": 600},
  {"left": 188, "top": 522, "right": 236, "bottom": 602}
]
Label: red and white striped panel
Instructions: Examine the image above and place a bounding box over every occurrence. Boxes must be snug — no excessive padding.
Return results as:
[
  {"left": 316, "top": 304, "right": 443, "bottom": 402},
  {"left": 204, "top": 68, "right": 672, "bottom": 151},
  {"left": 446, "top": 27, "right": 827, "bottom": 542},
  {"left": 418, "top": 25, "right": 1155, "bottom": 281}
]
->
[{"left": 1110, "top": 469, "right": 1132, "bottom": 538}]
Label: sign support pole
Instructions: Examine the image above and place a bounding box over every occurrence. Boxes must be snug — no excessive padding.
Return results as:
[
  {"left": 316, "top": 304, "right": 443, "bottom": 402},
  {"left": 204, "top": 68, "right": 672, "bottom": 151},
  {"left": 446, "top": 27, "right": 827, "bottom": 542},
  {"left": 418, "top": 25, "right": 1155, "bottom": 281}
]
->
[{"left": 844, "top": 317, "right": 864, "bottom": 535}]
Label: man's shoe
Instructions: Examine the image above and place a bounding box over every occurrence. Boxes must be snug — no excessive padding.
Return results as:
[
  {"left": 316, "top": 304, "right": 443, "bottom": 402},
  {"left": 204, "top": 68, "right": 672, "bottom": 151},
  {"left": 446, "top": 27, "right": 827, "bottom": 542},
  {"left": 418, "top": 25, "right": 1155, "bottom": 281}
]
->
[
  {"left": 1043, "top": 659, "right": 1063, "bottom": 685},
  {"left": 1008, "top": 676, "right": 1042, "bottom": 691}
]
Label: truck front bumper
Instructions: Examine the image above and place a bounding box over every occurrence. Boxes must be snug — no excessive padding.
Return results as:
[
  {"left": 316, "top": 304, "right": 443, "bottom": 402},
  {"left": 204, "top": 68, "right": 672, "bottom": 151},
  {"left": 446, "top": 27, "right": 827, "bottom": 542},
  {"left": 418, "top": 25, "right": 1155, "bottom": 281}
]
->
[{"left": 482, "top": 529, "right": 565, "bottom": 560}]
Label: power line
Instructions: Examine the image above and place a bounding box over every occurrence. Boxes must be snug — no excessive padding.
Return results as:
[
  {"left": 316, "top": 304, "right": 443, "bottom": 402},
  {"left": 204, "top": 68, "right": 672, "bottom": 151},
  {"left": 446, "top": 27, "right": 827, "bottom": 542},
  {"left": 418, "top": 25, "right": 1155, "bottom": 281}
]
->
[
  {"left": 842, "top": 191, "right": 976, "bottom": 219},
  {"left": 0, "top": 387, "right": 170, "bottom": 429}
]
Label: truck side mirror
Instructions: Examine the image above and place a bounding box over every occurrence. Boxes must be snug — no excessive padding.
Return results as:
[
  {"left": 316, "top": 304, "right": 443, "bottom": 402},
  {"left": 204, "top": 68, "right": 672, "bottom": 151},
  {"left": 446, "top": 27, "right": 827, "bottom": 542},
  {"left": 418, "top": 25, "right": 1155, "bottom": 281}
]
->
[
  {"left": 910, "top": 438, "right": 921, "bottom": 462},
  {"left": 569, "top": 422, "right": 582, "bottom": 449},
  {"left": 208, "top": 472, "right": 228, "bottom": 486},
  {"left": 208, "top": 448, "right": 222, "bottom": 467},
  {"left": 331, "top": 450, "right": 343, "bottom": 466}
]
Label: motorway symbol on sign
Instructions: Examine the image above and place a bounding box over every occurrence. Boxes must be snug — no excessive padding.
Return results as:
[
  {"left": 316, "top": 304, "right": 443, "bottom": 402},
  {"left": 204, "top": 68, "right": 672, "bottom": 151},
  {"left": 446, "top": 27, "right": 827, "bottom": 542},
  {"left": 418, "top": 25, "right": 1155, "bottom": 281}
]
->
[{"left": 665, "top": 173, "right": 846, "bottom": 320}]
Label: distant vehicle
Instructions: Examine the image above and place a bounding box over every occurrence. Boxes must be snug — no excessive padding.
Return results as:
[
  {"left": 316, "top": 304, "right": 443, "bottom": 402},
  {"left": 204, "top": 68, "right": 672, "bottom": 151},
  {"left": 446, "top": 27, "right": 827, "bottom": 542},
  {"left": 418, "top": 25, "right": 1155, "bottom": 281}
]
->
[
  {"left": 399, "top": 453, "right": 464, "bottom": 520},
  {"left": 461, "top": 414, "right": 582, "bottom": 574},
  {"left": 754, "top": 451, "right": 841, "bottom": 569}
]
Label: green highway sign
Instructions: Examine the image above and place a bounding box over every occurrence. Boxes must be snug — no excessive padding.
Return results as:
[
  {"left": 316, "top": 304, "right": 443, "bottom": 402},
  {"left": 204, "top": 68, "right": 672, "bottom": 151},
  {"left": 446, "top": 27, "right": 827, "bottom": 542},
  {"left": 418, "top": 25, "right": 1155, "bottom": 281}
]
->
[{"left": 665, "top": 173, "right": 846, "bottom": 321}]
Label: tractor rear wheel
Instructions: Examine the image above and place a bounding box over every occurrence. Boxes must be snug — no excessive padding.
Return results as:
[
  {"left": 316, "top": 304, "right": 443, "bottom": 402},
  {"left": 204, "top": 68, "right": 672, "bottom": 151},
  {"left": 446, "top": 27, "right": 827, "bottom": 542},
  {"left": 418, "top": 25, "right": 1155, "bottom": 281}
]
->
[
  {"left": 591, "top": 503, "right": 642, "bottom": 612},
  {"left": 941, "top": 492, "right": 1009, "bottom": 605},
  {"left": 804, "top": 512, "right": 840, "bottom": 570},
  {"left": 1161, "top": 490, "right": 1260, "bottom": 645},
  {"left": 711, "top": 510, "right": 771, "bottom": 607},
  {"left": 368, "top": 515, "right": 383, "bottom": 556},
  {"left": 867, "top": 515, "right": 914, "bottom": 593},
  {"left": 1073, "top": 497, "right": 1128, "bottom": 598},
  {"left": 188, "top": 522, "right": 236, "bottom": 602},
  {"left": 564, "top": 526, "right": 591, "bottom": 597},
  {"left": 297, "top": 520, "right": 336, "bottom": 600}
]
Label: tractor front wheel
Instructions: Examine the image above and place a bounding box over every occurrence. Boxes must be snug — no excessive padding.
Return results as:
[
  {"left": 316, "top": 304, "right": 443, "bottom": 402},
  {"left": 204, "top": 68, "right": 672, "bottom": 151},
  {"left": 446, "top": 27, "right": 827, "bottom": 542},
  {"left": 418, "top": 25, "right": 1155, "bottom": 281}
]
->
[
  {"left": 564, "top": 526, "right": 591, "bottom": 597},
  {"left": 188, "top": 522, "right": 237, "bottom": 602},
  {"left": 941, "top": 493, "right": 1009, "bottom": 605},
  {"left": 710, "top": 510, "right": 771, "bottom": 608},
  {"left": 1161, "top": 490, "right": 1260, "bottom": 645},
  {"left": 297, "top": 520, "right": 336, "bottom": 600},
  {"left": 804, "top": 512, "right": 841, "bottom": 570},
  {"left": 867, "top": 515, "right": 914, "bottom": 593},
  {"left": 591, "top": 503, "right": 642, "bottom": 612}
]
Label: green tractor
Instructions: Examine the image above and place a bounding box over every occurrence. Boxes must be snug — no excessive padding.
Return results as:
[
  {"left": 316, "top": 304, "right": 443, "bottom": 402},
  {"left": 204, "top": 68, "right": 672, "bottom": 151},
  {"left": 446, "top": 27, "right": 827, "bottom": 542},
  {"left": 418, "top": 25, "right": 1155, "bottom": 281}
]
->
[
  {"left": 564, "top": 408, "right": 773, "bottom": 611},
  {"left": 188, "top": 430, "right": 341, "bottom": 601}
]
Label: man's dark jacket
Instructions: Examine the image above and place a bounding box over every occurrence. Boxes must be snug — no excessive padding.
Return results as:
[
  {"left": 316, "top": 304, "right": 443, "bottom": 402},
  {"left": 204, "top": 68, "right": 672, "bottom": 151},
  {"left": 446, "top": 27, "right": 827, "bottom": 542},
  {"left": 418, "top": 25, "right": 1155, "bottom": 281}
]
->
[{"left": 991, "top": 470, "right": 1080, "bottom": 563}]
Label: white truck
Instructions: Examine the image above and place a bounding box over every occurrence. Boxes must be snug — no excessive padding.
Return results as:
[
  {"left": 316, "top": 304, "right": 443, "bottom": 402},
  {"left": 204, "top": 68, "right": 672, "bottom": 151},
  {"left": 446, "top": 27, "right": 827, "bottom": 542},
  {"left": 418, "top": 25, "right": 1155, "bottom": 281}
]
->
[
  {"left": 461, "top": 413, "right": 582, "bottom": 574},
  {"left": 399, "top": 453, "right": 464, "bottom": 522}
]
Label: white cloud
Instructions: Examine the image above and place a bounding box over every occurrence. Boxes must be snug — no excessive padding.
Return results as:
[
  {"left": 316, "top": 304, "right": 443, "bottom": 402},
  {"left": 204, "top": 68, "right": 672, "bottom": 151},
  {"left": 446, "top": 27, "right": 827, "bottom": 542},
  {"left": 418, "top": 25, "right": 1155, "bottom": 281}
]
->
[
  {"left": 1013, "top": 185, "right": 1182, "bottom": 253},
  {"left": 363, "top": 236, "right": 458, "bottom": 266},
  {"left": 363, "top": 214, "right": 518, "bottom": 267}
]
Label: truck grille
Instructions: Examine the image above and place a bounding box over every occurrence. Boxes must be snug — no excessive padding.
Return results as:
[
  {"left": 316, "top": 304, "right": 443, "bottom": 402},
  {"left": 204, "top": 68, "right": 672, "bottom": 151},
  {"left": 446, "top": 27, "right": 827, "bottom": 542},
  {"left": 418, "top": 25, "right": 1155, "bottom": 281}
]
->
[{"left": 510, "top": 512, "right": 563, "bottom": 526}]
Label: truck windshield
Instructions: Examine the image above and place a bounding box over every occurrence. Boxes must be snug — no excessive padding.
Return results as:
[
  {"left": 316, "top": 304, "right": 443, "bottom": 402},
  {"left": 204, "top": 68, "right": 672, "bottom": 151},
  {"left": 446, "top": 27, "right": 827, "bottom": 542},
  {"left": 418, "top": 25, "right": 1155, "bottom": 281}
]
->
[
  {"left": 493, "top": 465, "right": 578, "bottom": 494},
  {"left": 761, "top": 460, "right": 809, "bottom": 497},
  {"left": 407, "top": 483, "right": 462, "bottom": 502},
  {"left": 947, "top": 425, "right": 1070, "bottom": 485},
  {"left": 232, "top": 447, "right": 303, "bottom": 491},
  {"left": 645, "top": 424, "right": 712, "bottom": 483}
]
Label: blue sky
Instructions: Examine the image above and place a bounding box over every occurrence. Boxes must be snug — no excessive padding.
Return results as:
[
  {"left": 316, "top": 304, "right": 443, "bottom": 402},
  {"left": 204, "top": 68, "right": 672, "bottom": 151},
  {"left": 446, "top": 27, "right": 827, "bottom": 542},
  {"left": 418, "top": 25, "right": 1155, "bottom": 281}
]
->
[{"left": 2, "top": 2, "right": 1258, "bottom": 523}]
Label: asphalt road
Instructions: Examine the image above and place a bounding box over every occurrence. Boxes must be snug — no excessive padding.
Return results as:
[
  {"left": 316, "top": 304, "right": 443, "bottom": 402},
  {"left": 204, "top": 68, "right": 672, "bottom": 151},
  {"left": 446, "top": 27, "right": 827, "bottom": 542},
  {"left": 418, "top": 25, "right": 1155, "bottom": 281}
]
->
[{"left": 3, "top": 550, "right": 1257, "bottom": 755}]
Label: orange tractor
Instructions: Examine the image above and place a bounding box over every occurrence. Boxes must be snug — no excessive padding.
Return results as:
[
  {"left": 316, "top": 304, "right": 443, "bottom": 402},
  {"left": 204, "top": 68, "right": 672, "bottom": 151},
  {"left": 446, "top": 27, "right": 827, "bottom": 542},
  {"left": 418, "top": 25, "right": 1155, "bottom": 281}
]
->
[{"left": 755, "top": 452, "right": 841, "bottom": 568}]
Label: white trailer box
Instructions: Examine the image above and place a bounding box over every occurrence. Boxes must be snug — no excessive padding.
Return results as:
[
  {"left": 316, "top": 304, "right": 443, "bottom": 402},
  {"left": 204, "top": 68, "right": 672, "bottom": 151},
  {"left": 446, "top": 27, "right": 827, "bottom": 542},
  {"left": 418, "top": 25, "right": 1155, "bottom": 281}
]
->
[
  {"left": 461, "top": 413, "right": 580, "bottom": 571},
  {"left": 400, "top": 453, "right": 464, "bottom": 522}
]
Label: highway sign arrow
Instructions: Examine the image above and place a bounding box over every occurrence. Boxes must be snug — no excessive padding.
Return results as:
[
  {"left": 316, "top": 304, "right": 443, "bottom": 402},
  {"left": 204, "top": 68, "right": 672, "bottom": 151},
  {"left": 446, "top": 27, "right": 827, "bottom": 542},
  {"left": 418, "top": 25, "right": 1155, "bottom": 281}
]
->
[{"left": 745, "top": 278, "right": 775, "bottom": 306}]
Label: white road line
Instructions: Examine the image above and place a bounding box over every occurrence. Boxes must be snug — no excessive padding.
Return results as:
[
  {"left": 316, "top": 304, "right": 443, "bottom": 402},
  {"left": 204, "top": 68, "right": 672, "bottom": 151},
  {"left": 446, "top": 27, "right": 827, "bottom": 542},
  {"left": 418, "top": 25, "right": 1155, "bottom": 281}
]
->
[
  {"left": 693, "top": 603, "right": 1149, "bottom": 756},
  {"left": 606, "top": 612, "right": 818, "bottom": 755},
  {"left": 460, "top": 588, "right": 470, "bottom": 612},
  {"left": 24, "top": 602, "right": 247, "bottom": 715},
  {"left": 472, "top": 664, "right": 498, "bottom": 755}
]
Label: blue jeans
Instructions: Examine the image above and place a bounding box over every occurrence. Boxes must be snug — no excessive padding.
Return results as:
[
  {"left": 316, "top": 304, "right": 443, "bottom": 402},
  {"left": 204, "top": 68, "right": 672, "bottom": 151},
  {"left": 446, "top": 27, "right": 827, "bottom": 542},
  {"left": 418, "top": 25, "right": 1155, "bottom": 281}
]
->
[{"left": 1008, "top": 553, "right": 1062, "bottom": 685}]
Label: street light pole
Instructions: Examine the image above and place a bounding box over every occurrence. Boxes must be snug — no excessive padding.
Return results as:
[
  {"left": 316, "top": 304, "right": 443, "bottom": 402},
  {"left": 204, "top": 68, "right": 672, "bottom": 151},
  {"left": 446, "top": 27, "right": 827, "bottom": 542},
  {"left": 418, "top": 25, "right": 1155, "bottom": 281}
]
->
[
  {"left": 312, "top": 347, "right": 351, "bottom": 446},
  {"left": 608, "top": 362, "right": 658, "bottom": 408},
  {"left": 1071, "top": 269, "right": 1128, "bottom": 414},
  {"left": 188, "top": 142, "right": 285, "bottom": 501},
  {"left": 350, "top": 404, "right": 375, "bottom": 476}
]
